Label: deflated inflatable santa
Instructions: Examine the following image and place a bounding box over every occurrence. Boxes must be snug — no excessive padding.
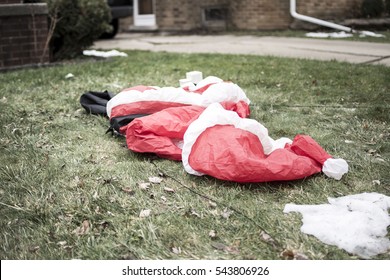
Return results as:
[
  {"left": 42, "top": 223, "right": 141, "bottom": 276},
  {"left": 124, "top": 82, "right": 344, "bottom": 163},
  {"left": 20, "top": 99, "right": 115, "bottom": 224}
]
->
[{"left": 102, "top": 74, "right": 348, "bottom": 183}]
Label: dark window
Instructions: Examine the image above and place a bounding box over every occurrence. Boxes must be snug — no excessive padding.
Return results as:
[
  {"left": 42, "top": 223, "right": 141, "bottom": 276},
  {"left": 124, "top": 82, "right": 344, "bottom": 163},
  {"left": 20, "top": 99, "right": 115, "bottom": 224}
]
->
[
  {"left": 204, "top": 8, "right": 227, "bottom": 21},
  {"left": 139, "top": 0, "right": 154, "bottom": 15}
]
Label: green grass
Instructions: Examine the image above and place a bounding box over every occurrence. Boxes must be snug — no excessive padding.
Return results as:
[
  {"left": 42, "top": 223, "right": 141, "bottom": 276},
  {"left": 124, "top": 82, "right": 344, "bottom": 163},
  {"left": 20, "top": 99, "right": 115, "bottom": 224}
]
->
[{"left": 0, "top": 51, "right": 389, "bottom": 260}]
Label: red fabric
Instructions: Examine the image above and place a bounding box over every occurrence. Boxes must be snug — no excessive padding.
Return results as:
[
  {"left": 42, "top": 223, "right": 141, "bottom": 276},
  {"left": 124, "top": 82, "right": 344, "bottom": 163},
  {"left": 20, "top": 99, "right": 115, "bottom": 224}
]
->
[
  {"left": 188, "top": 126, "right": 322, "bottom": 183},
  {"left": 121, "top": 85, "right": 155, "bottom": 92},
  {"left": 111, "top": 101, "right": 190, "bottom": 118},
  {"left": 126, "top": 106, "right": 205, "bottom": 160},
  {"left": 220, "top": 100, "right": 251, "bottom": 118},
  {"left": 112, "top": 100, "right": 250, "bottom": 119},
  {"left": 287, "top": 135, "right": 332, "bottom": 165},
  {"left": 108, "top": 83, "right": 341, "bottom": 183},
  {"left": 124, "top": 101, "right": 251, "bottom": 159}
]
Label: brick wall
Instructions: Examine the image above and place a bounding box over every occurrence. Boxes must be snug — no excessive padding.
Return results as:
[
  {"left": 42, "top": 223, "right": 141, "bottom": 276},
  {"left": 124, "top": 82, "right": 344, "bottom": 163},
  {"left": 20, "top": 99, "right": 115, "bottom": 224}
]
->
[
  {"left": 155, "top": 0, "right": 364, "bottom": 31},
  {"left": 0, "top": 3, "right": 49, "bottom": 70},
  {"left": 0, "top": 0, "right": 21, "bottom": 4},
  {"left": 156, "top": 0, "right": 196, "bottom": 31},
  {"left": 297, "top": 0, "right": 363, "bottom": 19},
  {"left": 156, "top": 0, "right": 231, "bottom": 31},
  {"left": 229, "top": 0, "right": 290, "bottom": 30}
]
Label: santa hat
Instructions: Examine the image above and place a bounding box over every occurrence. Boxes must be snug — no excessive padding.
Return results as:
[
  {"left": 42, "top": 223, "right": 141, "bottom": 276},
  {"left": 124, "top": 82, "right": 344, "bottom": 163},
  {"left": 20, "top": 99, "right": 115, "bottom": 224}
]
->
[
  {"left": 287, "top": 134, "right": 349, "bottom": 180},
  {"left": 182, "top": 103, "right": 348, "bottom": 183}
]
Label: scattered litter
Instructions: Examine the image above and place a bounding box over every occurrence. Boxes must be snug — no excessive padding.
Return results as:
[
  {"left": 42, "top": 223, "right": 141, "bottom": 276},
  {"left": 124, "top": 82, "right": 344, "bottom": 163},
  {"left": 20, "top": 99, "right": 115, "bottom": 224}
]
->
[
  {"left": 138, "top": 182, "right": 151, "bottom": 190},
  {"left": 65, "top": 73, "right": 74, "bottom": 79},
  {"left": 172, "top": 247, "right": 181, "bottom": 254},
  {"left": 208, "top": 201, "right": 217, "bottom": 208},
  {"left": 107, "top": 211, "right": 115, "bottom": 216},
  {"left": 209, "top": 230, "right": 217, "bottom": 239},
  {"left": 305, "top": 30, "right": 385, "bottom": 38},
  {"left": 284, "top": 192, "right": 390, "bottom": 259},
  {"left": 221, "top": 208, "right": 233, "bottom": 219},
  {"left": 359, "top": 31, "right": 385, "bottom": 38},
  {"left": 83, "top": 49, "right": 128, "bottom": 58},
  {"left": 148, "top": 177, "right": 163, "bottom": 184},
  {"left": 139, "top": 209, "right": 151, "bottom": 218},
  {"left": 344, "top": 140, "right": 354, "bottom": 144},
  {"left": 306, "top": 31, "right": 353, "bottom": 38},
  {"left": 372, "top": 180, "right": 381, "bottom": 185},
  {"left": 163, "top": 187, "right": 175, "bottom": 193}
]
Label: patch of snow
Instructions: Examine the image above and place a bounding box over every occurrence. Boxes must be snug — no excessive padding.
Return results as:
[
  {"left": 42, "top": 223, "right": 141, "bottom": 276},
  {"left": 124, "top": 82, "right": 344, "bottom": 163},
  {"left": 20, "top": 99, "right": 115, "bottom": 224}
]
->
[
  {"left": 83, "top": 49, "right": 128, "bottom": 58},
  {"left": 65, "top": 73, "right": 74, "bottom": 79},
  {"left": 305, "top": 30, "right": 385, "bottom": 39},
  {"left": 306, "top": 31, "right": 353, "bottom": 38},
  {"left": 359, "top": 31, "right": 386, "bottom": 38},
  {"left": 284, "top": 192, "right": 390, "bottom": 259}
]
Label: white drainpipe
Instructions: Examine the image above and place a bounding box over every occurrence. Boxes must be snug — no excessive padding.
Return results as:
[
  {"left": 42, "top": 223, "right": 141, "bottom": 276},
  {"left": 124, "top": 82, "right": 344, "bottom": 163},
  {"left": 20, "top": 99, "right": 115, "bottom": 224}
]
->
[{"left": 290, "top": 0, "right": 355, "bottom": 33}]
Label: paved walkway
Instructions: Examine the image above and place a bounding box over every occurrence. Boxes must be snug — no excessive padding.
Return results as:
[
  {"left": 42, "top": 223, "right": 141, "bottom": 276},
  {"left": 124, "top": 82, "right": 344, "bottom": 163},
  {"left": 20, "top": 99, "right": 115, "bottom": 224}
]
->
[{"left": 93, "top": 33, "right": 390, "bottom": 66}]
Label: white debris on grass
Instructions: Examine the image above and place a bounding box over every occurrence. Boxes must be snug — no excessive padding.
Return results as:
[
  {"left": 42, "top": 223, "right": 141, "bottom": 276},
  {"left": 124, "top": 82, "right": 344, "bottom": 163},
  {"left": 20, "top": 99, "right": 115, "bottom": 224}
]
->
[
  {"left": 306, "top": 31, "right": 385, "bottom": 39},
  {"left": 83, "top": 49, "right": 128, "bottom": 58},
  {"left": 284, "top": 192, "right": 390, "bottom": 259},
  {"left": 359, "top": 31, "right": 386, "bottom": 38},
  {"left": 305, "top": 31, "right": 353, "bottom": 38},
  {"left": 65, "top": 73, "right": 74, "bottom": 79}
]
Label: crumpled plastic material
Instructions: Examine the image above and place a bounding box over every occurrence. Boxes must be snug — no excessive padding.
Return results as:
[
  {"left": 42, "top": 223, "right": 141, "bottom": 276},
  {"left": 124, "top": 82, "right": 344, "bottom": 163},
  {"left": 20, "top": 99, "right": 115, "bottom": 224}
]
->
[
  {"left": 107, "top": 76, "right": 250, "bottom": 134},
  {"left": 182, "top": 103, "right": 347, "bottom": 182},
  {"left": 108, "top": 76, "right": 348, "bottom": 183},
  {"left": 284, "top": 192, "right": 390, "bottom": 259},
  {"left": 126, "top": 105, "right": 204, "bottom": 161}
]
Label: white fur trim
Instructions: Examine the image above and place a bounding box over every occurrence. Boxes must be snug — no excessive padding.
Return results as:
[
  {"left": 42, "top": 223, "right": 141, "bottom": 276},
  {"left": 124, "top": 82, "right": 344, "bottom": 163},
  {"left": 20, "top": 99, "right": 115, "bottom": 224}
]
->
[
  {"left": 106, "top": 77, "right": 250, "bottom": 118},
  {"left": 182, "top": 103, "right": 273, "bottom": 176},
  {"left": 323, "top": 158, "right": 349, "bottom": 180}
]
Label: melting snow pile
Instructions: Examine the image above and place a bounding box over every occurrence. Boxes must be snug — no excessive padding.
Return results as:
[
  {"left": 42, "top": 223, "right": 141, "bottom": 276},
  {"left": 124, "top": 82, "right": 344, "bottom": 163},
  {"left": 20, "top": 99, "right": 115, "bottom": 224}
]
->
[
  {"left": 305, "top": 31, "right": 353, "bottom": 38},
  {"left": 306, "top": 31, "right": 385, "bottom": 38},
  {"left": 83, "top": 49, "right": 128, "bottom": 58},
  {"left": 284, "top": 192, "right": 390, "bottom": 258},
  {"left": 358, "top": 31, "right": 386, "bottom": 38}
]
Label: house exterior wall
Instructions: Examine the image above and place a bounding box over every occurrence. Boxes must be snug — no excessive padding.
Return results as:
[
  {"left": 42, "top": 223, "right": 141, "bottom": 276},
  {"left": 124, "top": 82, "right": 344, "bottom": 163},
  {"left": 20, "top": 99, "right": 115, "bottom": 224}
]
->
[
  {"left": 0, "top": 1, "right": 49, "bottom": 70},
  {"left": 156, "top": 0, "right": 231, "bottom": 31},
  {"left": 154, "top": 0, "right": 364, "bottom": 31},
  {"left": 229, "top": 0, "right": 290, "bottom": 30},
  {"left": 154, "top": 0, "right": 230, "bottom": 31},
  {"left": 296, "top": 0, "right": 363, "bottom": 19},
  {"left": 0, "top": 0, "right": 21, "bottom": 4}
]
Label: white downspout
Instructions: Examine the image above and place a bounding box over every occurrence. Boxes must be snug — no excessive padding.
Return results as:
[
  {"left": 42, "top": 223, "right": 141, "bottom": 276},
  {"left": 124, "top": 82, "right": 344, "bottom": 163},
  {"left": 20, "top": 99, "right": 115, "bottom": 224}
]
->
[{"left": 290, "top": 0, "right": 355, "bottom": 33}]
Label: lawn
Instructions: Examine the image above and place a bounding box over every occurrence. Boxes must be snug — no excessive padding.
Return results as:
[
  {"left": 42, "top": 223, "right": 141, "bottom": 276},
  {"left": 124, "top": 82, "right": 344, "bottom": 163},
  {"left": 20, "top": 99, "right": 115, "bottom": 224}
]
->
[{"left": 0, "top": 51, "right": 389, "bottom": 260}]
